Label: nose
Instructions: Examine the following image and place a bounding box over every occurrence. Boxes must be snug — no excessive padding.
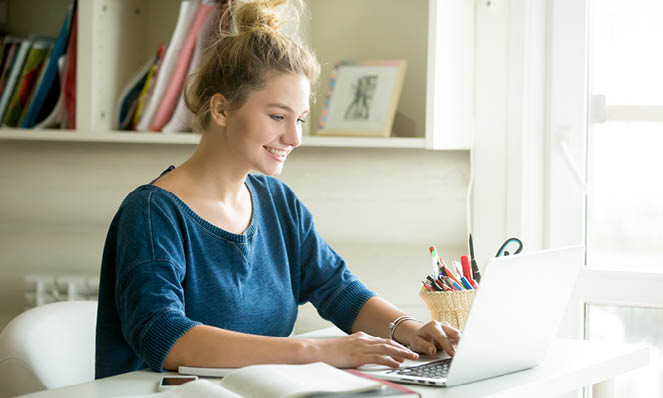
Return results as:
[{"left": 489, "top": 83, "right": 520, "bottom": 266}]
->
[{"left": 284, "top": 119, "right": 302, "bottom": 148}]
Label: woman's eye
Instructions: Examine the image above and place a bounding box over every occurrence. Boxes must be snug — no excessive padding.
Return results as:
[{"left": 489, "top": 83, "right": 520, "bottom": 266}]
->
[
  {"left": 270, "top": 115, "right": 285, "bottom": 121},
  {"left": 297, "top": 118, "right": 306, "bottom": 124}
]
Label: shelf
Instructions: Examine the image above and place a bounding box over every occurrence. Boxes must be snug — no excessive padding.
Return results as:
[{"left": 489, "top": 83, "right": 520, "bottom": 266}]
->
[
  {"left": 0, "top": 129, "right": 200, "bottom": 144},
  {"left": 0, "top": 129, "right": 471, "bottom": 150},
  {"left": 302, "top": 136, "right": 427, "bottom": 149},
  {"left": 2, "top": 0, "right": 473, "bottom": 151}
]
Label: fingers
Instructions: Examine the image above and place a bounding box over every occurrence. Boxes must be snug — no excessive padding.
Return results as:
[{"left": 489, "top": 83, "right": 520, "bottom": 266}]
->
[
  {"left": 410, "top": 335, "right": 438, "bottom": 355},
  {"left": 347, "top": 333, "right": 418, "bottom": 368},
  {"left": 364, "top": 354, "right": 402, "bottom": 369},
  {"left": 365, "top": 340, "right": 419, "bottom": 361},
  {"left": 442, "top": 323, "right": 462, "bottom": 345},
  {"left": 415, "top": 321, "right": 461, "bottom": 357}
]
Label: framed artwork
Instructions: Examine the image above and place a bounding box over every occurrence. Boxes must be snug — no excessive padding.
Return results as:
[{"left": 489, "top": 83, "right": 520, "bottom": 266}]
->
[{"left": 316, "top": 59, "right": 407, "bottom": 137}]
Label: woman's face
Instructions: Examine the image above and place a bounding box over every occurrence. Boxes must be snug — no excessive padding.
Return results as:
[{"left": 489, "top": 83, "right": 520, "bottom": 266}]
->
[{"left": 224, "top": 72, "right": 310, "bottom": 177}]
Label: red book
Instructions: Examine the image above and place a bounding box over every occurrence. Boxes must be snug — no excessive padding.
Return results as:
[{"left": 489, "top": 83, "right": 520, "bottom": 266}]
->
[{"left": 345, "top": 369, "right": 422, "bottom": 397}]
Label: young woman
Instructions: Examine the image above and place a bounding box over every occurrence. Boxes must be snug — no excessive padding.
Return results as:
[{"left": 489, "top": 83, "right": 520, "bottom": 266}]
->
[{"left": 95, "top": 0, "right": 460, "bottom": 379}]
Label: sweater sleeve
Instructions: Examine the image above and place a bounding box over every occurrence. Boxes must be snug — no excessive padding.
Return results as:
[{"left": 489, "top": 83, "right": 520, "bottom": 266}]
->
[
  {"left": 295, "top": 197, "right": 376, "bottom": 334},
  {"left": 113, "top": 191, "right": 200, "bottom": 372}
]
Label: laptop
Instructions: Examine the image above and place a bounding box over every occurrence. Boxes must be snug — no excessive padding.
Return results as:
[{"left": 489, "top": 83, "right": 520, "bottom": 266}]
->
[{"left": 363, "top": 245, "right": 583, "bottom": 387}]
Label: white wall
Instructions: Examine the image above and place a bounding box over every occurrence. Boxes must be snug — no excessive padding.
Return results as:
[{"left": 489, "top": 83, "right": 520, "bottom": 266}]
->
[{"left": 0, "top": 141, "right": 469, "bottom": 332}]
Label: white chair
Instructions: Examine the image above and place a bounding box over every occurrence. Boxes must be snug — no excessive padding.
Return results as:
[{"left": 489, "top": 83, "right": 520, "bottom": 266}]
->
[{"left": 0, "top": 301, "right": 97, "bottom": 397}]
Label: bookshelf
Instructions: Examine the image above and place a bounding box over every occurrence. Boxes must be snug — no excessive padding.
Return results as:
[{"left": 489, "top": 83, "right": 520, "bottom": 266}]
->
[{"left": 0, "top": 0, "right": 473, "bottom": 150}]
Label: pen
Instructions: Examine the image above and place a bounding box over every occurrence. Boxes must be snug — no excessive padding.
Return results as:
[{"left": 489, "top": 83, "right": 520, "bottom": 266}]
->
[
  {"left": 434, "top": 278, "right": 450, "bottom": 291},
  {"left": 421, "top": 281, "right": 435, "bottom": 291},
  {"left": 426, "top": 275, "right": 443, "bottom": 291},
  {"left": 441, "top": 257, "right": 463, "bottom": 283},
  {"left": 452, "top": 260, "right": 464, "bottom": 280},
  {"left": 469, "top": 234, "right": 482, "bottom": 283},
  {"left": 442, "top": 264, "right": 463, "bottom": 288},
  {"left": 441, "top": 276, "right": 457, "bottom": 291}
]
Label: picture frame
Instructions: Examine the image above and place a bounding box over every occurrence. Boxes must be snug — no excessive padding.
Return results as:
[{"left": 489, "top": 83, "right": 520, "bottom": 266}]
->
[{"left": 316, "top": 60, "right": 407, "bottom": 138}]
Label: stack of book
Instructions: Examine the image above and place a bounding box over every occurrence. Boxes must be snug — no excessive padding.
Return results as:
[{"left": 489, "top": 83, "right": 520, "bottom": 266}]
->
[
  {"left": 0, "top": 0, "right": 77, "bottom": 130},
  {"left": 116, "top": 0, "right": 230, "bottom": 134}
]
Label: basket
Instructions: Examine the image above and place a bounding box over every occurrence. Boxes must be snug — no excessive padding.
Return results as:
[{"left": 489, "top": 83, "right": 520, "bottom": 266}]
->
[{"left": 419, "top": 289, "right": 476, "bottom": 330}]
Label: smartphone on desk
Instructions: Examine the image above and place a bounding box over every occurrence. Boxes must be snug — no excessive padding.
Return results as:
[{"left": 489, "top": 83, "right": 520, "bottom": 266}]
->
[{"left": 158, "top": 375, "right": 198, "bottom": 391}]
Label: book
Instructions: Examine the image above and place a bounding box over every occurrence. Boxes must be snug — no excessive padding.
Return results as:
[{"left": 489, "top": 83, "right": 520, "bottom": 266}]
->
[
  {"left": 18, "top": 46, "right": 53, "bottom": 126},
  {"left": 114, "top": 52, "right": 157, "bottom": 130},
  {"left": 144, "top": 362, "right": 382, "bottom": 398},
  {"left": 0, "top": 38, "right": 19, "bottom": 96},
  {"left": 161, "top": 3, "right": 220, "bottom": 133},
  {"left": 149, "top": 2, "right": 215, "bottom": 132},
  {"left": 343, "top": 370, "right": 421, "bottom": 397},
  {"left": 0, "top": 39, "right": 32, "bottom": 122},
  {"left": 33, "top": 55, "right": 67, "bottom": 129},
  {"left": 62, "top": 3, "right": 78, "bottom": 129},
  {"left": 3, "top": 39, "right": 52, "bottom": 127},
  {"left": 136, "top": 0, "right": 200, "bottom": 131},
  {"left": 131, "top": 45, "right": 166, "bottom": 129},
  {"left": 21, "top": 0, "right": 75, "bottom": 128}
]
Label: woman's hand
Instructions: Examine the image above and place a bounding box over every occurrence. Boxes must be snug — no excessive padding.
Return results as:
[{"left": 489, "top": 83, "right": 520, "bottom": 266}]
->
[
  {"left": 312, "top": 332, "right": 419, "bottom": 369},
  {"left": 396, "top": 320, "right": 461, "bottom": 357}
]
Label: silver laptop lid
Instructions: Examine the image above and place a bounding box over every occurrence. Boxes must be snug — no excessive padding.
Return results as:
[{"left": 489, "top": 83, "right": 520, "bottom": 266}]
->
[{"left": 444, "top": 245, "right": 583, "bottom": 386}]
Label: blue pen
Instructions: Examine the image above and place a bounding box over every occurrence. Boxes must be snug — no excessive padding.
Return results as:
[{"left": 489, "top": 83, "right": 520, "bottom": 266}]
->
[
  {"left": 452, "top": 281, "right": 464, "bottom": 291},
  {"left": 460, "top": 276, "right": 473, "bottom": 290}
]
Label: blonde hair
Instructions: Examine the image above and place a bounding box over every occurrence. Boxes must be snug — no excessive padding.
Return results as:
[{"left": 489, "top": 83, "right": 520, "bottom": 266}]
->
[{"left": 185, "top": 0, "right": 321, "bottom": 132}]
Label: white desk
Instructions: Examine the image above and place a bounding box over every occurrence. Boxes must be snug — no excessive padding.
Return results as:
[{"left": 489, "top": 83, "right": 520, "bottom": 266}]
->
[{"left": 20, "top": 329, "right": 648, "bottom": 398}]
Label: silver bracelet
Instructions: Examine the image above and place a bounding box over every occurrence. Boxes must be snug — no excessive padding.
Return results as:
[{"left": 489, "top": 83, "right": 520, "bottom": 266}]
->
[{"left": 388, "top": 315, "right": 419, "bottom": 341}]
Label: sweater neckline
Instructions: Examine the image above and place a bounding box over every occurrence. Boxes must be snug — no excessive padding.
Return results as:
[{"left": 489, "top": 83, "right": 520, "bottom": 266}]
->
[{"left": 142, "top": 175, "right": 259, "bottom": 244}]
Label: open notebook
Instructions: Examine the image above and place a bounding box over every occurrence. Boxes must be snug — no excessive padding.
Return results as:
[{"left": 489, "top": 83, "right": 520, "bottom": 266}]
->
[{"left": 119, "top": 362, "right": 418, "bottom": 398}]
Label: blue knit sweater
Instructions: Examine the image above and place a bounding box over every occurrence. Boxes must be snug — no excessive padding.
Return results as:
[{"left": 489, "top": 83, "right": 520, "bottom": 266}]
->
[{"left": 95, "top": 172, "right": 375, "bottom": 379}]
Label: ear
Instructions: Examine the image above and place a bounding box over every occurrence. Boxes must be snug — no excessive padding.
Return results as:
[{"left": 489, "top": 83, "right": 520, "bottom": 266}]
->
[{"left": 209, "top": 94, "right": 229, "bottom": 127}]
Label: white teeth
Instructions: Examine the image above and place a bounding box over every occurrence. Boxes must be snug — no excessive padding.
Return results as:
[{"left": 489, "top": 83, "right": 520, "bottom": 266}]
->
[{"left": 266, "top": 147, "right": 287, "bottom": 156}]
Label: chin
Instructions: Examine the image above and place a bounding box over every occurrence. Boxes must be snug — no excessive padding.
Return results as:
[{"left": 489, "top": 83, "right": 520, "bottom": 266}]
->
[{"left": 259, "top": 166, "right": 284, "bottom": 177}]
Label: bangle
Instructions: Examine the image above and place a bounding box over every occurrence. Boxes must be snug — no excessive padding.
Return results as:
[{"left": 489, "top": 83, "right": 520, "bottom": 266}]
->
[{"left": 388, "top": 315, "right": 419, "bottom": 342}]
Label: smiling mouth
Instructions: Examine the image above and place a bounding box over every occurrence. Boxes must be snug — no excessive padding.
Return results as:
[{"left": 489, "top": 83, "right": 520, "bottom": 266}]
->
[{"left": 264, "top": 146, "right": 289, "bottom": 157}]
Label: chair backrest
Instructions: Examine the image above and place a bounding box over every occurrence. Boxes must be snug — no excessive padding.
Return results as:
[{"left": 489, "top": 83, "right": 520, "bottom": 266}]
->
[{"left": 0, "top": 301, "right": 97, "bottom": 397}]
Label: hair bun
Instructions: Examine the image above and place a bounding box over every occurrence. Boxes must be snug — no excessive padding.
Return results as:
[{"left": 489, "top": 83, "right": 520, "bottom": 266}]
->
[{"left": 234, "top": 0, "right": 288, "bottom": 35}]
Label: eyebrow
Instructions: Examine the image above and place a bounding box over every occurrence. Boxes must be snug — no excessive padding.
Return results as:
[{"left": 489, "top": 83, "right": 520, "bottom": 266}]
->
[{"left": 267, "top": 103, "right": 309, "bottom": 115}]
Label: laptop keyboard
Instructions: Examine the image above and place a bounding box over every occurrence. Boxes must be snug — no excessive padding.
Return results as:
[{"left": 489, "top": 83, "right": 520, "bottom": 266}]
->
[{"left": 389, "top": 358, "right": 452, "bottom": 380}]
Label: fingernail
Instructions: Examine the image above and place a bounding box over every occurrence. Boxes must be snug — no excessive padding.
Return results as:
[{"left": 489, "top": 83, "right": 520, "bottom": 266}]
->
[{"left": 429, "top": 348, "right": 435, "bottom": 355}]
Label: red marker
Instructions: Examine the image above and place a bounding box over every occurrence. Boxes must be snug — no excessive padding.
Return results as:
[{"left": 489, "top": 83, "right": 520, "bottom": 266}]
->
[{"left": 461, "top": 255, "right": 478, "bottom": 288}]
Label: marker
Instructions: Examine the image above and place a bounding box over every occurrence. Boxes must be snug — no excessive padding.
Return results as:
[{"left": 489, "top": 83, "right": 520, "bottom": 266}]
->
[
  {"left": 469, "top": 234, "right": 482, "bottom": 283},
  {"left": 451, "top": 280, "right": 464, "bottom": 291},
  {"left": 460, "top": 276, "right": 473, "bottom": 290},
  {"left": 429, "top": 247, "right": 440, "bottom": 275},
  {"left": 461, "top": 255, "right": 478, "bottom": 288},
  {"left": 460, "top": 255, "right": 472, "bottom": 279}
]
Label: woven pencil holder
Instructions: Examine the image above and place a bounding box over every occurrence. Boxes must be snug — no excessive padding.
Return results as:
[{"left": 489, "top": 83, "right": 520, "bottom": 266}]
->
[{"left": 419, "top": 289, "right": 476, "bottom": 330}]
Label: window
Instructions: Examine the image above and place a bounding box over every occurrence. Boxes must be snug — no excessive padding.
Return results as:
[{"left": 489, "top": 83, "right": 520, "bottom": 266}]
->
[{"left": 549, "top": 0, "right": 663, "bottom": 396}]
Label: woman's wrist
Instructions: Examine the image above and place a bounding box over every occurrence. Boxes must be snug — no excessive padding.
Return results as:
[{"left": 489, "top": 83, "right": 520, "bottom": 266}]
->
[
  {"left": 294, "top": 337, "right": 323, "bottom": 364},
  {"left": 392, "top": 319, "right": 422, "bottom": 347}
]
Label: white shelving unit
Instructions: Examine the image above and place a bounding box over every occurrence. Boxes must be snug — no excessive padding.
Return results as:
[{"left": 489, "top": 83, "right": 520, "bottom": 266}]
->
[{"left": 0, "top": 0, "right": 474, "bottom": 150}]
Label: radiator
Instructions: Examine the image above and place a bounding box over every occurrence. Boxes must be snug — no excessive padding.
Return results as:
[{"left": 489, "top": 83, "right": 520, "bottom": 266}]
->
[{"left": 24, "top": 274, "right": 99, "bottom": 307}]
